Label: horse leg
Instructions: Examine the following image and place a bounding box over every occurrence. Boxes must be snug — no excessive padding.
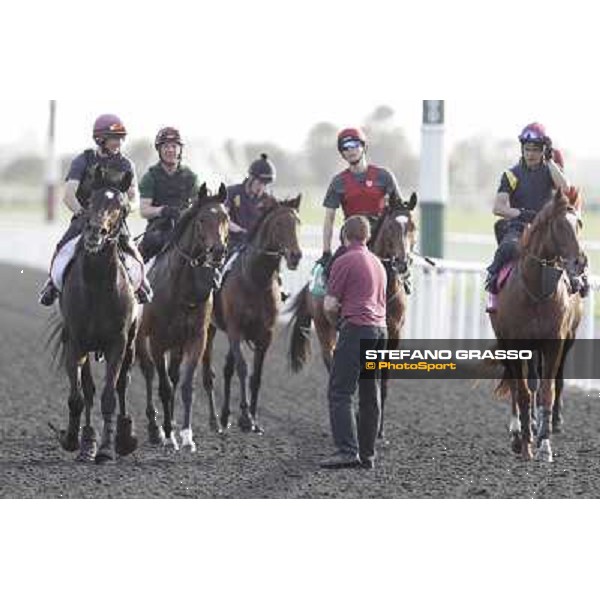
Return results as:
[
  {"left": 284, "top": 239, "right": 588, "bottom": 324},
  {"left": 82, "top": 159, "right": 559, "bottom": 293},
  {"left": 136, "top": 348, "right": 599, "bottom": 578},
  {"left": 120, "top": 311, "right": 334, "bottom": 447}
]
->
[
  {"left": 553, "top": 339, "right": 573, "bottom": 433},
  {"left": 202, "top": 324, "right": 222, "bottom": 434},
  {"left": 96, "top": 340, "right": 128, "bottom": 464},
  {"left": 78, "top": 357, "right": 98, "bottom": 462},
  {"left": 220, "top": 349, "right": 235, "bottom": 430},
  {"left": 229, "top": 340, "right": 253, "bottom": 433},
  {"left": 153, "top": 348, "right": 179, "bottom": 451},
  {"left": 509, "top": 392, "right": 522, "bottom": 455},
  {"left": 179, "top": 339, "right": 207, "bottom": 453},
  {"left": 168, "top": 347, "right": 182, "bottom": 432},
  {"left": 60, "top": 345, "right": 84, "bottom": 453},
  {"left": 249, "top": 338, "right": 272, "bottom": 435},
  {"left": 138, "top": 336, "right": 164, "bottom": 445},
  {"left": 115, "top": 328, "right": 138, "bottom": 458},
  {"left": 536, "top": 343, "right": 564, "bottom": 463},
  {"left": 515, "top": 372, "right": 534, "bottom": 460}
]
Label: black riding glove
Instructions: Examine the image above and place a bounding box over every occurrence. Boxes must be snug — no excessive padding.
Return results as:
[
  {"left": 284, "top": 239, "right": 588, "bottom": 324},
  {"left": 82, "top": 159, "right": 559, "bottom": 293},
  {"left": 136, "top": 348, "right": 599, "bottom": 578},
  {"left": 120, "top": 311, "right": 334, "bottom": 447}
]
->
[
  {"left": 316, "top": 251, "right": 333, "bottom": 268},
  {"left": 162, "top": 206, "right": 181, "bottom": 221},
  {"left": 518, "top": 208, "right": 537, "bottom": 224}
]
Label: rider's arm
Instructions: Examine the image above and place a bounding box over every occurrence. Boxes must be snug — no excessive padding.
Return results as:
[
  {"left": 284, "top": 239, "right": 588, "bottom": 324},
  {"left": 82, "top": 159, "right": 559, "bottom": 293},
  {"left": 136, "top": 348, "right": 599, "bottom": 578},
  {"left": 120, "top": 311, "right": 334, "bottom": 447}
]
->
[
  {"left": 323, "top": 208, "right": 336, "bottom": 254},
  {"left": 547, "top": 159, "right": 569, "bottom": 192},
  {"left": 126, "top": 170, "right": 140, "bottom": 212},
  {"left": 493, "top": 192, "right": 520, "bottom": 220},
  {"left": 140, "top": 198, "right": 165, "bottom": 220},
  {"left": 62, "top": 180, "right": 83, "bottom": 214}
]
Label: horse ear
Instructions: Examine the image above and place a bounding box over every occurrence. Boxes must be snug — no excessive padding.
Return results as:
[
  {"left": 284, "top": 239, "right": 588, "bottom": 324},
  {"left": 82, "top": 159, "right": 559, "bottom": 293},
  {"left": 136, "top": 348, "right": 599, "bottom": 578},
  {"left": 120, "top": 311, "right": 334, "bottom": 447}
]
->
[
  {"left": 118, "top": 170, "right": 133, "bottom": 194},
  {"left": 286, "top": 194, "right": 302, "bottom": 211},
  {"left": 196, "top": 183, "right": 209, "bottom": 205},
  {"left": 406, "top": 192, "right": 418, "bottom": 212},
  {"left": 217, "top": 183, "right": 228, "bottom": 204}
]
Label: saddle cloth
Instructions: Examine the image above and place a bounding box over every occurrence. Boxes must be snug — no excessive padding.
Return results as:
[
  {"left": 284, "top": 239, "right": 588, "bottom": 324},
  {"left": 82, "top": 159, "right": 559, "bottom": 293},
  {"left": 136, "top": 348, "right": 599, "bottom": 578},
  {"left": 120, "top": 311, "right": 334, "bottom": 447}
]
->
[
  {"left": 50, "top": 235, "right": 144, "bottom": 292},
  {"left": 486, "top": 262, "right": 515, "bottom": 313}
]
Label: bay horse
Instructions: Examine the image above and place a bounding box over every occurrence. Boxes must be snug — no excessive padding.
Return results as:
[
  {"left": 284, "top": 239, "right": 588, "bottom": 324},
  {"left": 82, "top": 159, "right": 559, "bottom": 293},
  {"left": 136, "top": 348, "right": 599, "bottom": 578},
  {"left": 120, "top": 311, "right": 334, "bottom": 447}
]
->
[
  {"left": 136, "top": 184, "right": 229, "bottom": 452},
  {"left": 202, "top": 195, "right": 303, "bottom": 434},
  {"left": 287, "top": 193, "right": 418, "bottom": 439},
  {"left": 49, "top": 168, "right": 139, "bottom": 464},
  {"left": 490, "top": 188, "right": 585, "bottom": 461}
]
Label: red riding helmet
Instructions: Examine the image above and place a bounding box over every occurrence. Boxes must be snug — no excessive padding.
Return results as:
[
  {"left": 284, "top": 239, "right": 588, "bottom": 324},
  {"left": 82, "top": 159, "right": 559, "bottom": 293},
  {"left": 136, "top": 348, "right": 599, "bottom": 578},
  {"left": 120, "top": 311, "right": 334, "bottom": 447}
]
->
[
  {"left": 155, "top": 127, "right": 184, "bottom": 150},
  {"left": 518, "top": 122, "right": 548, "bottom": 145},
  {"left": 93, "top": 114, "right": 127, "bottom": 144},
  {"left": 337, "top": 127, "right": 367, "bottom": 153}
]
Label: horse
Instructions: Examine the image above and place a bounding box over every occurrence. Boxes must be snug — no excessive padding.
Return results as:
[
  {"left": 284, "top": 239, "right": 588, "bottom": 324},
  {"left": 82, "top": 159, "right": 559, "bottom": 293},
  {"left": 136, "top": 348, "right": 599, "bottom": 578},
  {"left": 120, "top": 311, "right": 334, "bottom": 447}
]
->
[
  {"left": 136, "top": 184, "right": 230, "bottom": 452},
  {"left": 48, "top": 167, "right": 140, "bottom": 464},
  {"left": 287, "top": 193, "right": 418, "bottom": 439},
  {"left": 202, "top": 194, "right": 303, "bottom": 434},
  {"left": 490, "top": 188, "right": 586, "bottom": 461}
]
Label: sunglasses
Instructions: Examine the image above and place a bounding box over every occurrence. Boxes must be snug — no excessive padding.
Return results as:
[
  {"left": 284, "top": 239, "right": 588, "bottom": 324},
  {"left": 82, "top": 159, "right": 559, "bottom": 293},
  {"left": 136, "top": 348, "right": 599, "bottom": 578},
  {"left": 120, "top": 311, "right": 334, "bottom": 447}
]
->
[{"left": 341, "top": 140, "right": 363, "bottom": 151}]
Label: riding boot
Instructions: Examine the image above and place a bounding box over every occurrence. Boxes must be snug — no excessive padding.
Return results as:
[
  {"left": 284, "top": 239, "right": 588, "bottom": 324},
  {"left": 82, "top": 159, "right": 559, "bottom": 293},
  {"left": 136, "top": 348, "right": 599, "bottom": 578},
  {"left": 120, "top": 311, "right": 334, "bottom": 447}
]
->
[
  {"left": 277, "top": 274, "right": 290, "bottom": 302},
  {"left": 580, "top": 274, "right": 591, "bottom": 298},
  {"left": 485, "top": 249, "right": 505, "bottom": 293},
  {"left": 39, "top": 277, "right": 59, "bottom": 307}
]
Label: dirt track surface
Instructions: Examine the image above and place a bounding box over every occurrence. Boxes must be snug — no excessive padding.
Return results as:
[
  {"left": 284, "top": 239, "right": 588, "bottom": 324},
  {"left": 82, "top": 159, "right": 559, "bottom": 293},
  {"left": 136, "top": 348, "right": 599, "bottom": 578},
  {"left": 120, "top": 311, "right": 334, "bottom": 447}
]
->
[{"left": 1, "top": 262, "right": 600, "bottom": 499}]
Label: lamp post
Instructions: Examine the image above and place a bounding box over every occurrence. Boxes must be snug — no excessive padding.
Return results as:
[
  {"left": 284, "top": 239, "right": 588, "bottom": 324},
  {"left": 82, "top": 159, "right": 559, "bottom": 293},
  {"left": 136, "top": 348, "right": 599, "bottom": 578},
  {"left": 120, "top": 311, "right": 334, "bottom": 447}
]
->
[
  {"left": 45, "top": 100, "right": 58, "bottom": 222},
  {"left": 419, "top": 100, "right": 447, "bottom": 258}
]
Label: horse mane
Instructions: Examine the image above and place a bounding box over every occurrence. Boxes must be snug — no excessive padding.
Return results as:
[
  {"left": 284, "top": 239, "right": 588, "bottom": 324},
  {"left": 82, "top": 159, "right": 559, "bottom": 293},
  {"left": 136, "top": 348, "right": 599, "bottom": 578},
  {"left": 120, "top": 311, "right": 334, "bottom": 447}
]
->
[
  {"left": 370, "top": 202, "right": 414, "bottom": 248},
  {"left": 520, "top": 191, "right": 572, "bottom": 252},
  {"left": 164, "top": 203, "right": 199, "bottom": 251},
  {"left": 245, "top": 196, "right": 282, "bottom": 245}
]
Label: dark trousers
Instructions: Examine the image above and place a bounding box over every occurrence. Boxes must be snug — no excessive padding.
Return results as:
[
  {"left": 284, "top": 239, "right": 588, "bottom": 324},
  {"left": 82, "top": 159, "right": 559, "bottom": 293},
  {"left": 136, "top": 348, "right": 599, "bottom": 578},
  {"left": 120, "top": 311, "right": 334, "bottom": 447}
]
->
[
  {"left": 487, "top": 221, "right": 525, "bottom": 276},
  {"left": 328, "top": 323, "right": 387, "bottom": 461},
  {"left": 139, "top": 218, "right": 175, "bottom": 263}
]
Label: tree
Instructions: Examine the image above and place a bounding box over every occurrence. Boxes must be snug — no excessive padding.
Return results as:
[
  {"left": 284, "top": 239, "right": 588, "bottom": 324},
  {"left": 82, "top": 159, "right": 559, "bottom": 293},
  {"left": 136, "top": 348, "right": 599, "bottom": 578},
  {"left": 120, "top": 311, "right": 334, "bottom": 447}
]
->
[
  {"left": 1, "top": 154, "right": 44, "bottom": 184},
  {"left": 304, "top": 122, "right": 340, "bottom": 187}
]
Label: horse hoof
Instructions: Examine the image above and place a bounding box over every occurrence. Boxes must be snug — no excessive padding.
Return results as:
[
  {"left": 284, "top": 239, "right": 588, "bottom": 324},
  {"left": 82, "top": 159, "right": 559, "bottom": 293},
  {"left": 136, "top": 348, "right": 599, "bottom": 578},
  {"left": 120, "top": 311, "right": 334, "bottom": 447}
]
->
[
  {"left": 520, "top": 443, "right": 533, "bottom": 461},
  {"left": 536, "top": 440, "right": 553, "bottom": 463},
  {"left": 210, "top": 420, "right": 223, "bottom": 435},
  {"left": 238, "top": 415, "right": 254, "bottom": 433},
  {"left": 511, "top": 433, "right": 522, "bottom": 455},
  {"left": 252, "top": 423, "right": 265, "bottom": 435},
  {"left": 180, "top": 429, "right": 197, "bottom": 453},
  {"left": 162, "top": 434, "right": 180, "bottom": 452},
  {"left": 148, "top": 424, "right": 165, "bottom": 446},
  {"left": 116, "top": 435, "right": 138, "bottom": 457},
  {"left": 77, "top": 427, "right": 97, "bottom": 462},
  {"left": 95, "top": 449, "right": 115, "bottom": 465},
  {"left": 220, "top": 414, "right": 231, "bottom": 430},
  {"left": 59, "top": 431, "right": 80, "bottom": 453}
]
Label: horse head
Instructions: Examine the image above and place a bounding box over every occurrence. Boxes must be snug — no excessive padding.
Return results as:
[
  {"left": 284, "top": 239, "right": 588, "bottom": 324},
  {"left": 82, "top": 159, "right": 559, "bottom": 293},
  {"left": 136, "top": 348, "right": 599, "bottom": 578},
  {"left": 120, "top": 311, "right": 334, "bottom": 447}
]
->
[
  {"left": 250, "top": 194, "right": 303, "bottom": 270},
  {"left": 371, "top": 192, "right": 418, "bottom": 273},
  {"left": 521, "top": 187, "right": 586, "bottom": 280},
  {"left": 83, "top": 167, "right": 132, "bottom": 254}
]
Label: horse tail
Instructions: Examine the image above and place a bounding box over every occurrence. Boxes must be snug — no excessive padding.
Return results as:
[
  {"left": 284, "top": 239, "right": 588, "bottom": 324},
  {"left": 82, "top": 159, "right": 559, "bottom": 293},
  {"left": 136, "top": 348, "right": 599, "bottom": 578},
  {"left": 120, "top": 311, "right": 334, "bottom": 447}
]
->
[
  {"left": 44, "top": 311, "right": 66, "bottom": 371},
  {"left": 287, "top": 284, "right": 313, "bottom": 373}
]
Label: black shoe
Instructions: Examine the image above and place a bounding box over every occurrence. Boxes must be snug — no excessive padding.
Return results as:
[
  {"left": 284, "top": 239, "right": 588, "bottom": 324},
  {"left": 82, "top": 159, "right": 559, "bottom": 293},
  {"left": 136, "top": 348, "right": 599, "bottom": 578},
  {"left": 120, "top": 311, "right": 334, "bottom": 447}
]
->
[
  {"left": 281, "top": 291, "right": 291, "bottom": 303},
  {"left": 319, "top": 452, "right": 361, "bottom": 470},
  {"left": 39, "top": 279, "right": 59, "bottom": 307},
  {"left": 359, "top": 457, "right": 375, "bottom": 470}
]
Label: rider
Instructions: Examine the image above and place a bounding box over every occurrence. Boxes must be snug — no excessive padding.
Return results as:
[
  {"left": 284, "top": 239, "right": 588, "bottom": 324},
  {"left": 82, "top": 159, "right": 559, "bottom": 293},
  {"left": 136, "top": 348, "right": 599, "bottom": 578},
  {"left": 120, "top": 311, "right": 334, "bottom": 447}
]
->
[
  {"left": 138, "top": 127, "right": 199, "bottom": 262},
  {"left": 318, "top": 127, "right": 411, "bottom": 293},
  {"left": 485, "top": 123, "right": 588, "bottom": 298},
  {"left": 224, "top": 153, "right": 292, "bottom": 301},
  {"left": 39, "top": 114, "right": 152, "bottom": 306}
]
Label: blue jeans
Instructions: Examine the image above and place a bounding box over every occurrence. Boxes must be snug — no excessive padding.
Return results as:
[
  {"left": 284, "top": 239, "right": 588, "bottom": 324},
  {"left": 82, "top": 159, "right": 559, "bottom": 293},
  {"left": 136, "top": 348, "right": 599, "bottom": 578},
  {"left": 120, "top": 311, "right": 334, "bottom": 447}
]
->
[{"left": 328, "top": 323, "right": 387, "bottom": 461}]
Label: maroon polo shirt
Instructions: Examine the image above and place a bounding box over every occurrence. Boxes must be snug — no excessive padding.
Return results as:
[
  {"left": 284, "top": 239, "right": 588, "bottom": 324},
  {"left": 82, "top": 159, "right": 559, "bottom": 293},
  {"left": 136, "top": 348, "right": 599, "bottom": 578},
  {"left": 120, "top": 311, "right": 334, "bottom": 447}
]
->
[{"left": 327, "top": 242, "right": 387, "bottom": 327}]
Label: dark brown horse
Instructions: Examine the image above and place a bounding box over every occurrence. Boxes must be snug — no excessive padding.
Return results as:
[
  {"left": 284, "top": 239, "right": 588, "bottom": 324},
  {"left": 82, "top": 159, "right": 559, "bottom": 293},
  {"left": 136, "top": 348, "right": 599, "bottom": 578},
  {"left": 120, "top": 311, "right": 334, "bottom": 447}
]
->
[
  {"left": 49, "top": 168, "right": 139, "bottom": 464},
  {"left": 137, "top": 184, "right": 229, "bottom": 451},
  {"left": 490, "top": 188, "right": 585, "bottom": 461},
  {"left": 288, "top": 193, "right": 418, "bottom": 438},
  {"left": 202, "top": 195, "right": 303, "bottom": 434}
]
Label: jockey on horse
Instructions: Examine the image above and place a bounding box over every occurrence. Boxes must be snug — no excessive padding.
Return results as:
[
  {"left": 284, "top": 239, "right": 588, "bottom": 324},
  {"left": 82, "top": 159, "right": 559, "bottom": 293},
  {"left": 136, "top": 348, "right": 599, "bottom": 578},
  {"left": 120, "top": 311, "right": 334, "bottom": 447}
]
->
[
  {"left": 317, "top": 127, "right": 411, "bottom": 294},
  {"left": 485, "top": 122, "right": 589, "bottom": 309},
  {"left": 223, "top": 153, "right": 289, "bottom": 301},
  {"left": 39, "top": 114, "right": 152, "bottom": 306},
  {"left": 138, "top": 127, "right": 200, "bottom": 262}
]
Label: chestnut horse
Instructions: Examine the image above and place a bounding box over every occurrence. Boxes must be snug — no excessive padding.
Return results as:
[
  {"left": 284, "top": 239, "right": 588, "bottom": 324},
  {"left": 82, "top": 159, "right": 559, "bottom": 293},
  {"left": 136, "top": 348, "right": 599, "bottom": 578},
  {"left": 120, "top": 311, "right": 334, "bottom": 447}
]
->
[
  {"left": 288, "top": 194, "right": 418, "bottom": 438},
  {"left": 490, "top": 188, "right": 585, "bottom": 461},
  {"left": 48, "top": 168, "right": 139, "bottom": 464},
  {"left": 136, "top": 184, "right": 229, "bottom": 452},
  {"left": 202, "top": 195, "right": 303, "bottom": 434}
]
